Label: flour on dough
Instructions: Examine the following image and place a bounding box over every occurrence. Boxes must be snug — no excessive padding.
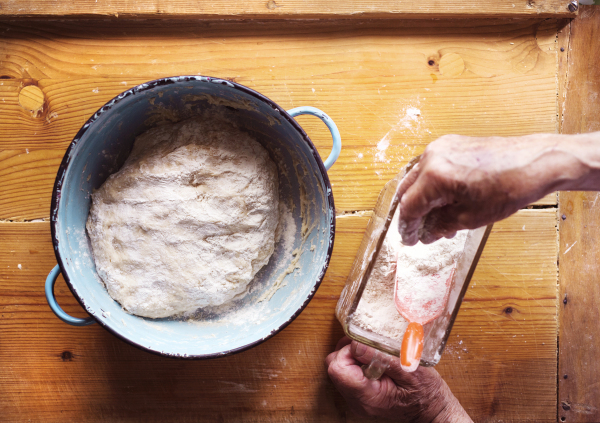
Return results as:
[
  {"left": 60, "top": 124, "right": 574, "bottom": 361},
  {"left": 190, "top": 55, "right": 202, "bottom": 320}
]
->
[{"left": 86, "top": 115, "right": 279, "bottom": 318}]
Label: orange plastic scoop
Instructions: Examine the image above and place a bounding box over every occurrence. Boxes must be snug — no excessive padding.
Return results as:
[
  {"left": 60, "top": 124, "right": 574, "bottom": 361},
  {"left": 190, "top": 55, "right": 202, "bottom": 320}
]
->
[{"left": 394, "top": 264, "right": 456, "bottom": 372}]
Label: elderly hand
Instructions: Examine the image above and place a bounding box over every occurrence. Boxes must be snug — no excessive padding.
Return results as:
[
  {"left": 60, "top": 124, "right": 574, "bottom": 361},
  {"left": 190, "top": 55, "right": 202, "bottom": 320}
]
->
[
  {"left": 396, "top": 133, "right": 600, "bottom": 246},
  {"left": 326, "top": 337, "right": 472, "bottom": 422}
]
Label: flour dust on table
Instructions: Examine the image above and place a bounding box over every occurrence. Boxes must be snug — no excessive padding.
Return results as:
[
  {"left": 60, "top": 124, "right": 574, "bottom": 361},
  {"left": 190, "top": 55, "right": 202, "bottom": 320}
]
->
[{"left": 86, "top": 113, "right": 280, "bottom": 319}]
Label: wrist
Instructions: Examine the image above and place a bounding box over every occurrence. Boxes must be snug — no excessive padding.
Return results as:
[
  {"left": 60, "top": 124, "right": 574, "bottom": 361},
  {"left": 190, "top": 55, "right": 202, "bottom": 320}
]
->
[
  {"left": 427, "top": 379, "right": 472, "bottom": 423},
  {"left": 430, "top": 394, "right": 472, "bottom": 423}
]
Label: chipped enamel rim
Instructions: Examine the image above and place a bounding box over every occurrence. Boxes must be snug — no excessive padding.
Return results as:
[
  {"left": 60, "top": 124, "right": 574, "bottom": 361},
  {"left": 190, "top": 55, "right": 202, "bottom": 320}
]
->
[{"left": 50, "top": 75, "right": 337, "bottom": 359}]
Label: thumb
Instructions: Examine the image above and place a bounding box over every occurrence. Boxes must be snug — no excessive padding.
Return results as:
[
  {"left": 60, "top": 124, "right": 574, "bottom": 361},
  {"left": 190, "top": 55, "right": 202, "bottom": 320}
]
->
[
  {"left": 350, "top": 341, "right": 434, "bottom": 386},
  {"left": 328, "top": 344, "right": 385, "bottom": 400}
]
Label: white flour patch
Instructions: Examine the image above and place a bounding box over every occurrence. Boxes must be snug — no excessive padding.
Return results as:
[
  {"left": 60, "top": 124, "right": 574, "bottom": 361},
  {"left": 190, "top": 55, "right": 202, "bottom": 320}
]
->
[
  {"left": 395, "top": 231, "right": 467, "bottom": 322},
  {"left": 374, "top": 106, "right": 422, "bottom": 163},
  {"left": 351, "top": 211, "right": 407, "bottom": 341}
]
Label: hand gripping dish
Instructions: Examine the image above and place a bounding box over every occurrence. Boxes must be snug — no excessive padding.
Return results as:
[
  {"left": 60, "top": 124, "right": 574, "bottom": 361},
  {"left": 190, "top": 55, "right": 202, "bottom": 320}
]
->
[{"left": 335, "top": 157, "right": 492, "bottom": 379}]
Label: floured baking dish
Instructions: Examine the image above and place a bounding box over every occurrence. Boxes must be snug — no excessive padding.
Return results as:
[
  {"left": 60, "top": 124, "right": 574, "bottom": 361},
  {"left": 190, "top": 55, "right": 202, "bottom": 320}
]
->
[{"left": 335, "top": 159, "right": 492, "bottom": 375}]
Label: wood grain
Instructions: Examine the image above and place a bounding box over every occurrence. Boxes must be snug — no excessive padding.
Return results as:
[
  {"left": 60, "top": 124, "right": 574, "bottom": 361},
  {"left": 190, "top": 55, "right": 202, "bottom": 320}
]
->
[
  {"left": 0, "top": 0, "right": 577, "bottom": 20},
  {"left": 0, "top": 209, "right": 558, "bottom": 422},
  {"left": 558, "top": 6, "right": 600, "bottom": 422},
  {"left": 0, "top": 19, "right": 560, "bottom": 218},
  {"left": 0, "top": 149, "right": 62, "bottom": 221},
  {"left": 441, "top": 209, "right": 558, "bottom": 422}
]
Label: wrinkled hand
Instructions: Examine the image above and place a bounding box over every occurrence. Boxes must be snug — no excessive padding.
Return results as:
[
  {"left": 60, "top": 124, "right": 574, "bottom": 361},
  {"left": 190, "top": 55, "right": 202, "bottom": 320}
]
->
[
  {"left": 397, "top": 134, "right": 573, "bottom": 246},
  {"left": 326, "top": 337, "right": 472, "bottom": 422}
]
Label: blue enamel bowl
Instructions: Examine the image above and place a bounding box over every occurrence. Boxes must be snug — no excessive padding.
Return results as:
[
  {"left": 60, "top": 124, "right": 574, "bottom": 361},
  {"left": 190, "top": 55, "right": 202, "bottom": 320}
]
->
[{"left": 46, "top": 76, "right": 341, "bottom": 358}]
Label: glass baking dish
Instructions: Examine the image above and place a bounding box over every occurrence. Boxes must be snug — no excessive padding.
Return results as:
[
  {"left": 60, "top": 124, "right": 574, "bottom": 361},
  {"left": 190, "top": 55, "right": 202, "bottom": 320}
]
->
[{"left": 335, "top": 160, "right": 492, "bottom": 376}]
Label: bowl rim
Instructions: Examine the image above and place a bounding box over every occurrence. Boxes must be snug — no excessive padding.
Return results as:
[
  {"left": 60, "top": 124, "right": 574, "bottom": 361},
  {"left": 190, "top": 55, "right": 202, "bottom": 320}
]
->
[{"left": 50, "top": 75, "right": 337, "bottom": 359}]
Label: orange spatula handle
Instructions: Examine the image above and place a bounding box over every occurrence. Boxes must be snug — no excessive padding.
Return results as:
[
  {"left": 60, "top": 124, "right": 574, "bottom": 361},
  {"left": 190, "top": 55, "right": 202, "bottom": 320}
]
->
[{"left": 400, "top": 322, "right": 424, "bottom": 373}]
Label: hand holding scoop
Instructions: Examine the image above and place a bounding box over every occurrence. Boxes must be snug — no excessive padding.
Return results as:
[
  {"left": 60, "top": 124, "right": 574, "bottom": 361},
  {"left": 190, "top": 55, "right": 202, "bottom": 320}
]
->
[{"left": 394, "top": 263, "right": 456, "bottom": 372}]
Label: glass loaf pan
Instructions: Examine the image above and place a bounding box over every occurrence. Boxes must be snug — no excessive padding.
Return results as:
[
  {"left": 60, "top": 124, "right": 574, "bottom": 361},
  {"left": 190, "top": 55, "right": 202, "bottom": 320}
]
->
[{"left": 335, "top": 160, "right": 493, "bottom": 367}]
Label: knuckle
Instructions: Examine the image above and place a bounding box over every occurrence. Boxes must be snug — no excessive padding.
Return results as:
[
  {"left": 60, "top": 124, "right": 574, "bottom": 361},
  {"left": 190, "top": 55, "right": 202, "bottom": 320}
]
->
[{"left": 327, "top": 362, "right": 339, "bottom": 379}]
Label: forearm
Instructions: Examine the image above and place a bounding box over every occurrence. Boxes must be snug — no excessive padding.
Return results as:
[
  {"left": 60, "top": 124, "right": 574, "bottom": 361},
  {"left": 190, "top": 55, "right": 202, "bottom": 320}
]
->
[
  {"left": 552, "top": 132, "right": 600, "bottom": 191},
  {"left": 518, "top": 132, "right": 600, "bottom": 193},
  {"left": 491, "top": 131, "right": 600, "bottom": 206},
  {"left": 397, "top": 131, "right": 600, "bottom": 244}
]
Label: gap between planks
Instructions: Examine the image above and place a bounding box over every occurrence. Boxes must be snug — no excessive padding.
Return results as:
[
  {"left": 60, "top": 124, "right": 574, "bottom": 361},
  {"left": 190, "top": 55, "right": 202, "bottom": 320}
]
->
[{"left": 0, "top": 200, "right": 560, "bottom": 223}]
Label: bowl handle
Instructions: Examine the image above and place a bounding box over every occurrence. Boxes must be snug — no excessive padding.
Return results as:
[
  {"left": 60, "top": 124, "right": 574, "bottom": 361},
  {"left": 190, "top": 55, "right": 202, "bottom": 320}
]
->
[
  {"left": 287, "top": 106, "right": 341, "bottom": 171},
  {"left": 45, "top": 265, "right": 96, "bottom": 326}
]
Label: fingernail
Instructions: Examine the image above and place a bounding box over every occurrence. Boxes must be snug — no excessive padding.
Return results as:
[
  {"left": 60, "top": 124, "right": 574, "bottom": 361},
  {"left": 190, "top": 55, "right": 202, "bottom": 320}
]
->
[{"left": 352, "top": 342, "right": 367, "bottom": 357}]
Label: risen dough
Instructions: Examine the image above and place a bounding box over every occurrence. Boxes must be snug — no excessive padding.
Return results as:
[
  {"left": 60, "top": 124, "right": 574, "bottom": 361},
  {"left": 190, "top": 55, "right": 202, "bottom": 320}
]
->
[{"left": 86, "top": 115, "right": 279, "bottom": 318}]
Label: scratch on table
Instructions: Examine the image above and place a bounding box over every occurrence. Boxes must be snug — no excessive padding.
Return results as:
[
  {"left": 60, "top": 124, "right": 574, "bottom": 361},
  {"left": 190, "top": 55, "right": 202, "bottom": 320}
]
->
[
  {"left": 283, "top": 82, "right": 294, "bottom": 107},
  {"left": 217, "top": 381, "right": 258, "bottom": 393},
  {"left": 564, "top": 240, "right": 577, "bottom": 255},
  {"left": 488, "top": 265, "right": 549, "bottom": 308},
  {"left": 479, "top": 309, "right": 508, "bottom": 332}
]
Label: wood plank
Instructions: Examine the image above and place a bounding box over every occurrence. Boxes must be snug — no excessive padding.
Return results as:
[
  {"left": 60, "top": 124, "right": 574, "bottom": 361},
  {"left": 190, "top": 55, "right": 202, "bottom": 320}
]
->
[
  {"left": 0, "top": 0, "right": 577, "bottom": 20},
  {"left": 0, "top": 149, "right": 62, "bottom": 221},
  {"left": 558, "top": 5, "right": 600, "bottom": 422},
  {"left": 0, "top": 209, "right": 557, "bottom": 422},
  {"left": 0, "top": 150, "right": 556, "bottom": 222},
  {"left": 0, "top": 19, "right": 561, "bottom": 218},
  {"left": 438, "top": 209, "right": 558, "bottom": 422},
  {"left": 338, "top": 210, "right": 558, "bottom": 423},
  {"left": 538, "top": 192, "right": 558, "bottom": 206}
]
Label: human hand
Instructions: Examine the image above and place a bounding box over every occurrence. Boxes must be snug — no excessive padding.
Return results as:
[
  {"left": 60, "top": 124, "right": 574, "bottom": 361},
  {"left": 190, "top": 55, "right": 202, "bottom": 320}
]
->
[
  {"left": 397, "top": 133, "right": 576, "bottom": 246},
  {"left": 326, "top": 337, "right": 472, "bottom": 422}
]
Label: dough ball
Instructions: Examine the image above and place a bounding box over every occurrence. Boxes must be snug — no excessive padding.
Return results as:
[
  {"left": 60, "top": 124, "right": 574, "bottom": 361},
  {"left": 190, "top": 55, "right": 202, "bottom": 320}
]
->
[{"left": 86, "top": 115, "right": 279, "bottom": 318}]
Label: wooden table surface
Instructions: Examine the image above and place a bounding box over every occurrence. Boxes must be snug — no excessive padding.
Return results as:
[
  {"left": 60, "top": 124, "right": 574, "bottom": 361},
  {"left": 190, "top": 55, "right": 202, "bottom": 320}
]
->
[
  {"left": 0, "top": 0, "right": 577, "bottom": 20},
  {"left": 0, "top": 8, "right": 597, "bottom": 422}
]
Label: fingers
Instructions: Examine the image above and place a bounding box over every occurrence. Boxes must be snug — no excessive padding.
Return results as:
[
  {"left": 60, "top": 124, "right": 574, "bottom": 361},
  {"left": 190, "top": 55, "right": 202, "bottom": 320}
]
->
[
  {"left": 350, "top": 341, "right": 439, "bottom": 388},
  {"left": 398, "top": 214, "right": 423, "bottom": 247},
  {"left": 396, "top": 167, "right": 422, "bottom": 247},
  {"left": 351, "top": 341, "right": 409, "bottom": 383},
  {"left": 325, "top": 351, "right": 338, "bottom": 367},
  {"left": 396, "top": 163, "right": 420, "bottom": 204},
  {"left": 417, "top": 204, "right": 475, "bottom": 244},
  {"left": 331, "top": 341, "right": 451, "bottom": 420},
  {"left": 350, "top": 340, "right": 379, "bottom": 364},
  {"left": 327, "top": 345, "right": 382, "bottom": 398},
  {"left": 398, "top": 175, "right": 447, "bottom": 246},
  {"left": 396, "top": 165, "right": 423, "bottom": 247},
  {"left": 335, "top": 336, "right": 352, "bottom": 351},
  {"left": 326, "top": 336, "right": 354, "bottom": 367}
]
